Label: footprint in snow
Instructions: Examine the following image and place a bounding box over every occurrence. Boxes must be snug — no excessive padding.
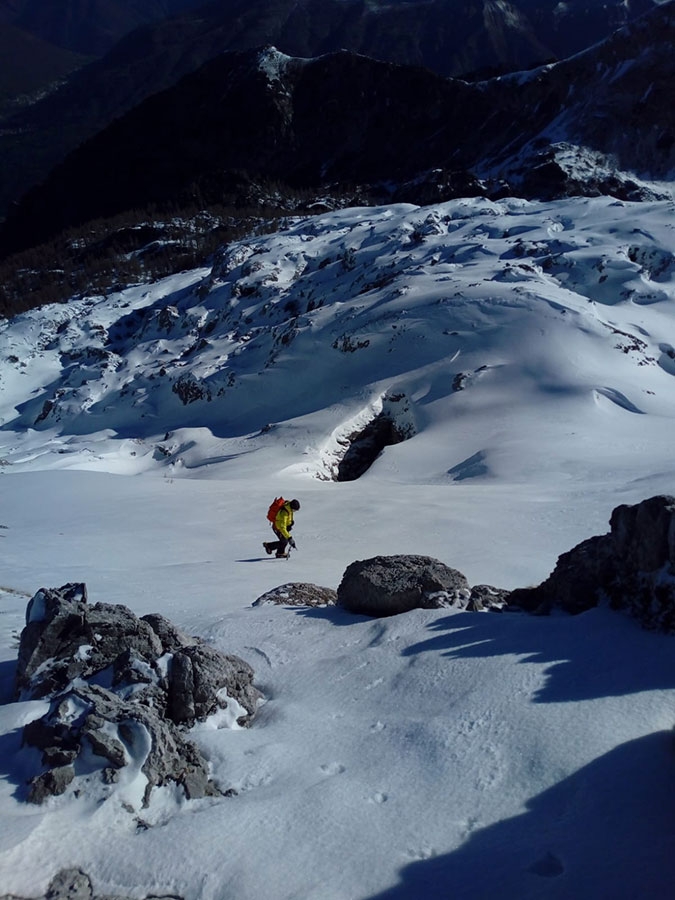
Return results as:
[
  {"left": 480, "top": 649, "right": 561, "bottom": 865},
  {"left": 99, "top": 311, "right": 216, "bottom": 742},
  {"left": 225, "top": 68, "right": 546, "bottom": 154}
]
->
[
  {"left": 320, "top": 762, "right": 345, "bottom": 776},
  {"left": 406, "top": 847, "right": 437, "bottom": 860}
]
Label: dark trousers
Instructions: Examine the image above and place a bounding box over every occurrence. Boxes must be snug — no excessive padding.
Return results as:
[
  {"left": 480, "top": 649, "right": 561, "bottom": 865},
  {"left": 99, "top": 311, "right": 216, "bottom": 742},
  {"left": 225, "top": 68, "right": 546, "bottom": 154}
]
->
[{"left": 268, "top": 528, "right": 289, "bottom": 555}]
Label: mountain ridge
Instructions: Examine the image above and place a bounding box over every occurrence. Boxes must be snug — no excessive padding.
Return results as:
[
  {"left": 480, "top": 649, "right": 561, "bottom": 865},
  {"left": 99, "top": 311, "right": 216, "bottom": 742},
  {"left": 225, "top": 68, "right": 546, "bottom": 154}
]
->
[
  {"left": 0, "top": 0, "right": 660, "bottom": 216},
  {"left": 2, "top": 1, "right": 674, "bottom": 262},
  {"left": 0, "top": 0, "right": 208, "bottom": 55}
]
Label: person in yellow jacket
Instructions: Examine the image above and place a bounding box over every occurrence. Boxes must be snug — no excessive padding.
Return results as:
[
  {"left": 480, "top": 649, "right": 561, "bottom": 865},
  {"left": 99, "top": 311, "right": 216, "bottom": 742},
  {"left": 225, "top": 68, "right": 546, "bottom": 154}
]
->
[{"left": 264, "top": 499, "right": 300, "bottom": 558}]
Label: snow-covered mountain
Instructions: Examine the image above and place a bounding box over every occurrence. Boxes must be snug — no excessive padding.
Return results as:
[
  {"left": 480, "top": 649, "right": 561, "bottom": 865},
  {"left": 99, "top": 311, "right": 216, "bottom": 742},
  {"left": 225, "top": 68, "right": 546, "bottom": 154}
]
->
[
  {"left": 1, "top": 164, "right": 675, "bottom": 900},
  {"left": 3, "top": 194, "right": 675, "bottom": 490}
]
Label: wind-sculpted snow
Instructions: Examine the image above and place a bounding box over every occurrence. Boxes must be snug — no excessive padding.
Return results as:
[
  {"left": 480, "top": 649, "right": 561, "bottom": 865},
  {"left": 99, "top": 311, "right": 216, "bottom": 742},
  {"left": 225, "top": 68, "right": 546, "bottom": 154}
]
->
[{"left": 0, "top": 195, "right": 674, "bottom": 483}]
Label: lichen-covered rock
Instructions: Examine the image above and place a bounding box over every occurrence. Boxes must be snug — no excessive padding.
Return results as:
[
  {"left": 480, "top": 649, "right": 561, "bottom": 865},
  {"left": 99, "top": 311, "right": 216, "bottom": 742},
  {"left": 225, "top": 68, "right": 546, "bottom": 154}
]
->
[
  {"left": 253, "top": 582, "right": 337, "bottom": 607},
  {"left": 337, "top": 554, "right": 470, "bottom": 617}
]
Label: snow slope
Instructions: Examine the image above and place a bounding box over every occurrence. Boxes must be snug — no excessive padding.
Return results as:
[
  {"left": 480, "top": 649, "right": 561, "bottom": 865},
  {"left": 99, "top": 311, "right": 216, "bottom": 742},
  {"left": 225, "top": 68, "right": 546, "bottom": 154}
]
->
[{"left": 1, "top": 193, "right": 675, "bottom": 899}]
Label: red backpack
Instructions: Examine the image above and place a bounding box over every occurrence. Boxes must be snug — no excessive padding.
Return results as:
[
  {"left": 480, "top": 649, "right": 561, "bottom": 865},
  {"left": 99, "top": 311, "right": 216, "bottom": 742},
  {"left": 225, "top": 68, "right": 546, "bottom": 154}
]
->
[{"left": 266, "top": 497, "right": 286, "bottom": 524}]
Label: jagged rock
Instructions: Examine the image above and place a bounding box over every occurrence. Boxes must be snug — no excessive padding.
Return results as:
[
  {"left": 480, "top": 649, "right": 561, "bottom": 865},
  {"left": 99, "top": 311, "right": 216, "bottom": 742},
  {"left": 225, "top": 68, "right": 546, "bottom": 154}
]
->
[
  {"left": 253, "top": 583, "right": 337, "bottom": 607},
  {"left": 156, "top": 305, "right": 180, "bottom": 332},
  {"left": 16, "top": 584, "right": 163, "bottom": 699},
  {"left": 509, "top": 495, "right": 675, "bottom": 631},
  {"left": 167, "top": 643, "right": 260, "bottom": 726},
  {"left": 610, "top": 495, "right": 675, "bottom": 572},
  {"left": 13, "top": 584, "right": 263, "bottom": 808},
  {"left": 337, "top": 555, "right": 471, "bottom": 617},
  {"left": 26, "top": 766, "right": 75, "bottom": 804},
  {"left": 467, "top": 584, "right": 510, "bottom": 612},
  {"left": 140, "top": 613, "right": 197, "bottom": 652},
  {"left": 15, "top": 584, "right": 261, "bottom": 723},
  {"left": 171, "top": 374, "right": 210, "bottom": 405}
]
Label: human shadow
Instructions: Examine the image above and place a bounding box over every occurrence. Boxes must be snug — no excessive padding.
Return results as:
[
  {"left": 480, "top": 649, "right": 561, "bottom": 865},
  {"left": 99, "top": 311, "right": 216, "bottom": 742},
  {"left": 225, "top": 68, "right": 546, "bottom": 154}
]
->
[
  {"left": 0, "top": 723, "right": 42, "bottom": 801},
  {"left": 0, "top": 658, "right": 17, "bottom": 704},
  {"left": 294, "top": 606, "right": 372, "bottom": 627},
  {"left": 366, "top": 731, "right": 675, "bottom": 900},
  {"left": 0, "top": 657, "right": 43, "bottom": 801},
  {"left": 401, "top": 608, "right": 675, "bottom": 704}
]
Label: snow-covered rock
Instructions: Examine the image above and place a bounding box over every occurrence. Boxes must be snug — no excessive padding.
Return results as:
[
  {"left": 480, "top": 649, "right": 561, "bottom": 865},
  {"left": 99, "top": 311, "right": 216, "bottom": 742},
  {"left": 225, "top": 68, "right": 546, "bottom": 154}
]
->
[{"left": 12, "top": 584, "right": 262, "bottom": 809}]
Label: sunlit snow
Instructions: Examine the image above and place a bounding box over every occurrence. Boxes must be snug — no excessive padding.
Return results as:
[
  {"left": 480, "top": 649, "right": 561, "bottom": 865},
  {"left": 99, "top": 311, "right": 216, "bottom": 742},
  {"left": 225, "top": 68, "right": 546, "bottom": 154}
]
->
[{"left": 1, "top": 193, "right": 675, "bottom": 899}]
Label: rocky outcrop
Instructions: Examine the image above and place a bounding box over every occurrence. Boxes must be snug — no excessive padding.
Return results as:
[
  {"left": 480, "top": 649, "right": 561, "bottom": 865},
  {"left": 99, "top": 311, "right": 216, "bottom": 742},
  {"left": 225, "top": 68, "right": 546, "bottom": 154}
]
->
[
  {"left": 467, "top": 584, "right": 512, "bottom": 612},
  {"left": 509, "top": 495, "right": 675, "bottom": 630},
  {"left": 23, "top": 682, "right": 222, "bottom": 807},
  {"left": 336, "top": 555, "right": 506, "bottom": 617},
  {"left": 0, "top": 866, "right": 182, "bottom": 900},
  {"left": 253, "top": 583, "right": 337, "bottom": 607},
  {"left": 12, "top": 583, "right": 262, "bottom": 807}
]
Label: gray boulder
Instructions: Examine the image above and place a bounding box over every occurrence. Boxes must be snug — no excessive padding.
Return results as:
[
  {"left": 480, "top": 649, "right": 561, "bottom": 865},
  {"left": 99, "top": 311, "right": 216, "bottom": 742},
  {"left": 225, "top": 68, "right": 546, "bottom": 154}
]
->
[
  {"left": 337, "top": 555, "right": 471, "bottom": 617},
  {"left": 253, "top": 582, "right": 337, "bottom": 607},
  {"left": 0, "top": 866, "right": 184, "bottom": 900},
  {"left": 25, "top": 765, "right": 75, "bottom": 805},
  {"left": 167, "top": 643, "right": 260, "bottom": 726},
  {"left": 509, "top": 495, "right": 675, "bottom": 631}
]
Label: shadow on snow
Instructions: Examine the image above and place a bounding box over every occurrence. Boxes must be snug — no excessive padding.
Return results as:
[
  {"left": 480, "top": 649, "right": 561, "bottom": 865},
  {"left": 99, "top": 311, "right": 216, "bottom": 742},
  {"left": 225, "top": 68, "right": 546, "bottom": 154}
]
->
[
  {"left": 365, "top": 730, "right": 675, "bottom": 900},
  {"left": 401, "top": 608, "right": 675, "bottom": 704}
]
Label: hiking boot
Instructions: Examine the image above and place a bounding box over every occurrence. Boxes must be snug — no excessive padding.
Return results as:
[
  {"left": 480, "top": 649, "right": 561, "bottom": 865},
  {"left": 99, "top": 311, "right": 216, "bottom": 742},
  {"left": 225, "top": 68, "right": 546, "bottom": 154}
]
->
[
  {"left": 263, "top": 542, "right": 274, "bottom": 555},
  {"left": 275, "top": 551, "right": 288, "bottom": 558}
]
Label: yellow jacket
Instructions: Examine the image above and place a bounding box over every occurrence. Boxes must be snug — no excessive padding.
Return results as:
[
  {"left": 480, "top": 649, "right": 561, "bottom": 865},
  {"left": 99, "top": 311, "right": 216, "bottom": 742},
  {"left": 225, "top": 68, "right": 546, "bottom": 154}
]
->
[{"left": 274, "top": 503, "right": 294, "bottom": 539}]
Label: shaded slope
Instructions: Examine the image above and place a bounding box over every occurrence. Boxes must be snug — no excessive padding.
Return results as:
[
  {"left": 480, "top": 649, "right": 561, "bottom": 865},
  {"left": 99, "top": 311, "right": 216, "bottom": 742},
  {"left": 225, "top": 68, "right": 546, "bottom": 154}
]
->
[
  {"left": 2, "top": 1, "right": 674, "bottom": 258},
  {"left": 0, "top": 0, "right": 208, "bottom": 55},
  {"left": 0, "top": 20, "right": 86, "bottom": 116},
  {"left": 0, "top": 0, "right": 657, "bottom": 215}
]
